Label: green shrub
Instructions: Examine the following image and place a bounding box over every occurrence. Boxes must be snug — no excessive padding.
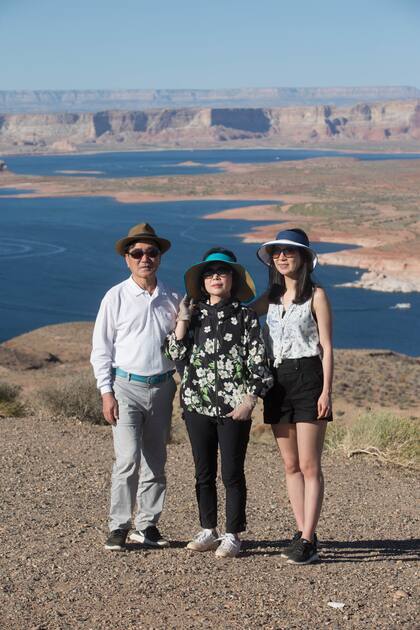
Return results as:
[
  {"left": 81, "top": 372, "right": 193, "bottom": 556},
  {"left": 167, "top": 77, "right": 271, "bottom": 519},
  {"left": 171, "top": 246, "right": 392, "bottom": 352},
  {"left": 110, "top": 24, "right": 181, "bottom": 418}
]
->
[
  {"left": 324, "top": 422, "right": 346, "bottom": 452},
  {"left": 0, "top": 382, "right": 25, "bottom": 416},
  {"left": 326, "top": 412, "right": 419, "bottom": 469},
  {"left": 38, "top": 372, "right": 105, "bottom": 424}
]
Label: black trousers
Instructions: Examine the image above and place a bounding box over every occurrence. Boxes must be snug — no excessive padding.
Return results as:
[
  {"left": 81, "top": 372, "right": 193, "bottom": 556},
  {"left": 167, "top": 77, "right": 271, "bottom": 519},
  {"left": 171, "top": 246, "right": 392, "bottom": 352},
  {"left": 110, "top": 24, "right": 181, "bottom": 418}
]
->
[{"left": 184, "top": 411, "right": 252, "bottom": 534}]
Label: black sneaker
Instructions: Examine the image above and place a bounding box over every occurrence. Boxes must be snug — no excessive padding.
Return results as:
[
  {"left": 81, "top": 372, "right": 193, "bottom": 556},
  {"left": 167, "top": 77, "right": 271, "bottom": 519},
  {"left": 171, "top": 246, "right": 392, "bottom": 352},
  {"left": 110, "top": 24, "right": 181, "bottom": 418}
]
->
[
  {"left": 281, "top": 531, "right": 318, "bottom": 558},
  {"left": 280, "top": 531, "right": 302, "bottom": 558},
  {"left": 129, "top": 526, "right": 170, "bottom": 548},
  {"left": 287, "top": 538, "right": 319, "bottom": 565},
  {"left": 104, "top": 528, "right": 128, "bottom": 551}
]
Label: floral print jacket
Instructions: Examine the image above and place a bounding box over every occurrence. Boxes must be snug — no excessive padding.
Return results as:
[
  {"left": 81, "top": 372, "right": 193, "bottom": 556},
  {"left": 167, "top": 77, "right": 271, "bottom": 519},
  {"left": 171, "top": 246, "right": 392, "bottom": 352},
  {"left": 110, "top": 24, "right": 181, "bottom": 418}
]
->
[{"left": 164, "top": 299, "right": 273, "bottom": 418}]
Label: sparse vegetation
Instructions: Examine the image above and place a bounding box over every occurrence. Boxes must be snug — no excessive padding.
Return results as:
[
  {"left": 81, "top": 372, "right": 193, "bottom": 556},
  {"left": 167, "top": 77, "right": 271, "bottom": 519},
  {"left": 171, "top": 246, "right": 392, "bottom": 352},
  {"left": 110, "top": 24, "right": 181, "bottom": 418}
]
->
[
  {"left": 287, "top": 202, "right": 378, "bottom": 218},
  {"left": 325, "top": 412, "right": 419, "bottom": 469},
  {"left": 0, "top": 382, "right": 25, "bottom": 417},
  {"left": 37, "top": 372, "right": 105, "bottom": 424}
]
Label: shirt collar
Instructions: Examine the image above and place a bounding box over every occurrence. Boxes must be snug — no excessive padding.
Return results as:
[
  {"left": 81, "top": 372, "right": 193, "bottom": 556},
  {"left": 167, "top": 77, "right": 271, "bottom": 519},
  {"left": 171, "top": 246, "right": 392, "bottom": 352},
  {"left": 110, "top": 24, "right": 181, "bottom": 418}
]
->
[{"left": 127, "top": 276, "right": 163, "bottom": 298}]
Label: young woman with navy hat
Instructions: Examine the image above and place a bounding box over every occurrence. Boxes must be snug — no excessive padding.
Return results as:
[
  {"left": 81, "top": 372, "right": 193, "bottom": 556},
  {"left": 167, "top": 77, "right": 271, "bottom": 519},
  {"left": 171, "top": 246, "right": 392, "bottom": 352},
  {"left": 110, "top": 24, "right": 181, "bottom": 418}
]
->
[
  {"left": 253, "top": 228, "right": 333, "bottom": 565},
  {"left": 164, "top": 247, "right": 272, "bottom": 558}
]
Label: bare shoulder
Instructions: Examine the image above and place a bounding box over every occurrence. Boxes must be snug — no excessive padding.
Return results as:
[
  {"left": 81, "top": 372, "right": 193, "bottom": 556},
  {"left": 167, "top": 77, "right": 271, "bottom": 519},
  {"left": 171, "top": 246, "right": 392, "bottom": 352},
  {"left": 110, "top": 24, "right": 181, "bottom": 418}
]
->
[
  {"left": 313, "top": 286, "right": 329, "bottom": 304},
  {"left": 312, "top": 286, "right": 332, "bottom": 317}
]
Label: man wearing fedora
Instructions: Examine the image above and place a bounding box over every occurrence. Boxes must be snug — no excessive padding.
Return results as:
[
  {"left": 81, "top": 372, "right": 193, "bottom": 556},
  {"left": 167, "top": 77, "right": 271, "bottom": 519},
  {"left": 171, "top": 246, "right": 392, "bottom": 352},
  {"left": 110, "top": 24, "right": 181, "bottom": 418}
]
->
[{"left": 91, "top": 223, "right": 180, "bottom": 551}]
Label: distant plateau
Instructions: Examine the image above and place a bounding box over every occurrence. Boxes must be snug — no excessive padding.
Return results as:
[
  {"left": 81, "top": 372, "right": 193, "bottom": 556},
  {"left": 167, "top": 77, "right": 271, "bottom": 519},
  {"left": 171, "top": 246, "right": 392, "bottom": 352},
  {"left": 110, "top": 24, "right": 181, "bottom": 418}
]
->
[{"left": 1, "top": 100, "right": 420, "bottom": 154}]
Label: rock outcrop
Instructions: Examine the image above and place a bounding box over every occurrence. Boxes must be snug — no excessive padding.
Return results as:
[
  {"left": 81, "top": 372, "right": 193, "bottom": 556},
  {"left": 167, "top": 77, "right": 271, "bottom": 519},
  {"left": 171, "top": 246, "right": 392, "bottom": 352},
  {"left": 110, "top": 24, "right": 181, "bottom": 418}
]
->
[{"left": 1, "top": 101, "right": 420, "bottom": 153}]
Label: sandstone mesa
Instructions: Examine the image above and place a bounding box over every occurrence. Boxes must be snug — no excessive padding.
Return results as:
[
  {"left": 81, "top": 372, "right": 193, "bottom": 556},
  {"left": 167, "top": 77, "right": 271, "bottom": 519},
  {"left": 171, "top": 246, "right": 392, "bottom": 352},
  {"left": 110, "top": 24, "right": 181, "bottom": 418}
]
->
[{"left": 1, "top": 101, "right": 420, "bottom": 154}]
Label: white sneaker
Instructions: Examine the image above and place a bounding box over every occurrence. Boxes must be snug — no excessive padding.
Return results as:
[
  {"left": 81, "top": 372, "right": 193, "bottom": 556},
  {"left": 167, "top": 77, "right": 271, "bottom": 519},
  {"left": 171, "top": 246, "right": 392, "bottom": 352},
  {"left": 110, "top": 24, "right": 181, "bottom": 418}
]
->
[
  {"left": 215, "top": 533, "right": 241, "bottom": 558},
  {"left": 186, "top": 528, "right": 219, "bottom": 552}
]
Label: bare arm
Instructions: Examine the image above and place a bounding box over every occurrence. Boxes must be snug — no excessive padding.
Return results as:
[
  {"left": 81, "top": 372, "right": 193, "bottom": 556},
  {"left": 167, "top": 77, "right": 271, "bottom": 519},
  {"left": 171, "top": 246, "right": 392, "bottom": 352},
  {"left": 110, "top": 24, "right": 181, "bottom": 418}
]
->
[
  {"left": 313, "top": 287, "right": 333, "bottom": 418},
  {"left": 248, "top": 290, "right": 269, "bottom": 317}
]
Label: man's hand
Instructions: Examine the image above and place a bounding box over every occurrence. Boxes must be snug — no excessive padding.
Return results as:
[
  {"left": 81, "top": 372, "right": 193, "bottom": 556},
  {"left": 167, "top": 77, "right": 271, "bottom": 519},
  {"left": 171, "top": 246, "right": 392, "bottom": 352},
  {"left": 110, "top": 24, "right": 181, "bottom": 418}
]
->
[
  {"left": 102, "top": 392, "right": 119, "bottom": 425},
  {"left": 226, "top": 394, "right": 257, "bottom": 421}
]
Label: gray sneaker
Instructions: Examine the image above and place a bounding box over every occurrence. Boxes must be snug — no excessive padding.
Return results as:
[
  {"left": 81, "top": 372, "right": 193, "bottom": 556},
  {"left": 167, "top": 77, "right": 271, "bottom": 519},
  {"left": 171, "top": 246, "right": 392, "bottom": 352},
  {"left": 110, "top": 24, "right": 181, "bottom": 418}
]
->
[
  {"left": 215, "top": 533, "right": 241, "bottom": 558},
  {"left": 105, "top": 529, "right": 128, "bottom": 551},
  {"left": 187, "top": 528, "right": 219, "bottom": 552}
]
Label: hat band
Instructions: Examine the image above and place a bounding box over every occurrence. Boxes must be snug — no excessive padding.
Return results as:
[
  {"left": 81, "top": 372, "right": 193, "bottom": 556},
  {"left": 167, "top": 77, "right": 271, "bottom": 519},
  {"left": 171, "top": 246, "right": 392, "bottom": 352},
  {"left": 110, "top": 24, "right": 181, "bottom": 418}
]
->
[{"left": 203, "top": 253, "right": 236, "bottom": 264}]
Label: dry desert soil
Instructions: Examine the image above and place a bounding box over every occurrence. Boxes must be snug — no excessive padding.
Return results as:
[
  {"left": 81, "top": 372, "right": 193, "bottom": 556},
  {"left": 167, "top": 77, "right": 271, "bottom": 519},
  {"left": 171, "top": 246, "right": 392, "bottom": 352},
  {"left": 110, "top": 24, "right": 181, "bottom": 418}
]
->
[{"left": 0, "top": 323, "right": 419, "bottom": 629}]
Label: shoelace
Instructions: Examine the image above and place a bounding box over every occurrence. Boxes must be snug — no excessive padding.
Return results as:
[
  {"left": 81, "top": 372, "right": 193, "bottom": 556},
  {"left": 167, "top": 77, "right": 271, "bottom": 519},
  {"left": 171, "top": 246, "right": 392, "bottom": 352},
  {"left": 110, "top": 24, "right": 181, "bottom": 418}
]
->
[
  {"left": 293, "top": 538, "right": 313, "bottom": 553},
  {"left": 216, "top": 533, "right": 240, "bottom": 549}
]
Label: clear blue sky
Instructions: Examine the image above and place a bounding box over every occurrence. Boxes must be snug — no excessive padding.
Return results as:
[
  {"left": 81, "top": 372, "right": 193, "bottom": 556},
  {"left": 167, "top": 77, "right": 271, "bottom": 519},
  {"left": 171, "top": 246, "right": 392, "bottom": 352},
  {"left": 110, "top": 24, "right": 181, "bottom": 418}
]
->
[{"left": 1, "top": 0, "right": 419, "bottom": 90}]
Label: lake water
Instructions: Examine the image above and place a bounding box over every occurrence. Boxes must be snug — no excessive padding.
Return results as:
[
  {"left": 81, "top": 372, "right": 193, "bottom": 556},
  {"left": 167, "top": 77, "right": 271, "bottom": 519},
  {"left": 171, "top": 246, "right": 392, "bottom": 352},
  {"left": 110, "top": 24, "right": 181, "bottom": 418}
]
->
[
  {"left": 3, "top": 148, "right": 420, "bottom": 178},
  {"left": 0, "top": 193, "right": 418, "bottom": 355}
]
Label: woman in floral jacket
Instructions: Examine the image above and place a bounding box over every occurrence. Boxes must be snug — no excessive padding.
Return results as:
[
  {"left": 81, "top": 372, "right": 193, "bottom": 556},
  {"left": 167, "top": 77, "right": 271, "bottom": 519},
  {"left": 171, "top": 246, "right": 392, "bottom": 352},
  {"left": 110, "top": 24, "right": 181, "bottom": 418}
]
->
[{"left": 165, "top": 247, "right": 272, "bottom": 558}]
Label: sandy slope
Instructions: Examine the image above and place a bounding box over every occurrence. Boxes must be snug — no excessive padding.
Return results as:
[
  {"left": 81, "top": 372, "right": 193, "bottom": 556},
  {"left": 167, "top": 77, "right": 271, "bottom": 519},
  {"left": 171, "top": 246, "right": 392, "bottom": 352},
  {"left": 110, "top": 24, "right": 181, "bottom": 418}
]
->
[
  {"left": 0, "top": 415, "right": 418, "bottom": 629},
  {"left": 0, "top": 323, "right": 419, "bottom": 628}
]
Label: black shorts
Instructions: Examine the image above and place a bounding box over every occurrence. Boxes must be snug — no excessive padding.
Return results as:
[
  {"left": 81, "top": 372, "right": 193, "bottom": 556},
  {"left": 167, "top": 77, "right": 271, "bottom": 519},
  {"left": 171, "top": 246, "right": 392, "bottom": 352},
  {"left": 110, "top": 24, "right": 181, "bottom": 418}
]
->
[{"left": 263, "top": 356, "right": 333, "bottom": 424}]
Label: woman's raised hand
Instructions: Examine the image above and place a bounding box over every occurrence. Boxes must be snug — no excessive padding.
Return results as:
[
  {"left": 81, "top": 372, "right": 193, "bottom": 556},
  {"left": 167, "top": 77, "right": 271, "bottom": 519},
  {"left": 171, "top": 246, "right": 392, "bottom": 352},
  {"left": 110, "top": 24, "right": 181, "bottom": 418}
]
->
[{"left": 177, "top": 294, "right": 197, "bottom": 322}]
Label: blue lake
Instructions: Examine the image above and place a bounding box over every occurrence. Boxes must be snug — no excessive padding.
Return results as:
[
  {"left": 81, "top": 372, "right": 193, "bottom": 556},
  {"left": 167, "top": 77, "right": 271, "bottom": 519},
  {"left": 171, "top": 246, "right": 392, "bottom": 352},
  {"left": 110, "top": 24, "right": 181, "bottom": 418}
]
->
[
  {"left": 0, "top": 194, "right": 418, "bottom": 355},
  {"left": 3, "top": 148, "right": 420, "bottom": 178}
]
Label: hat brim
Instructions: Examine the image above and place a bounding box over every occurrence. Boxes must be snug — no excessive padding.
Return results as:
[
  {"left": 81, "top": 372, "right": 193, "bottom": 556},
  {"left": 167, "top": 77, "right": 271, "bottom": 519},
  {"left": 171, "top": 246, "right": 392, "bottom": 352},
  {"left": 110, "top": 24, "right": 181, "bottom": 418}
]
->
[
  {"left": 257, "top": 239, "right": 318, "bottom": 270},
  {"left": 115, "top": 234, "right": 171, "bottom": 256},
  {"left": 185, "top": 260, "right": 256, "bottom": 302}
]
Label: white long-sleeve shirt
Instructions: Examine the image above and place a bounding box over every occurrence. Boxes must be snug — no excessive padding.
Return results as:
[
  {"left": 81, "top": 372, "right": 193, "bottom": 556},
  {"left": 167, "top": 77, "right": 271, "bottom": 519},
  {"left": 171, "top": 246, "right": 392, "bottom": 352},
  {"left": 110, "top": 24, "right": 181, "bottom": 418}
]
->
[{"left": 90, "top": 276, "right": 180, "bottom": 394}]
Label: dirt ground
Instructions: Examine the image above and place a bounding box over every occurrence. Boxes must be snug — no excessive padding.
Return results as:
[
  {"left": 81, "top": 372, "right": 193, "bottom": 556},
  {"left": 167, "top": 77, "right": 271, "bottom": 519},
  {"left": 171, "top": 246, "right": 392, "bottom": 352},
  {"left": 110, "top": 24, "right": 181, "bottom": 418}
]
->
[
  {"left": 0, "top": 323, "right": 419, "bottom": 629},
  {"left": 0, "top": 415, "right": 418, "bottom": 629}
]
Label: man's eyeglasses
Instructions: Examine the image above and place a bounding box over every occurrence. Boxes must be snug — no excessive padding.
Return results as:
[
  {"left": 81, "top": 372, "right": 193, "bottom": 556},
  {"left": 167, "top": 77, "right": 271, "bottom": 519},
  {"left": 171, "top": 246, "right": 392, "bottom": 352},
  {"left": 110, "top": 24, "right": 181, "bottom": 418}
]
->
[
  {"left": 127, "top": 247, "right": 160, "bottom": 260},
  {"left": 202, "top": 266, "right": 232, "bottom": 279},
  {"left": 272, "top": 247, "right": 299, "bottom": 259}
]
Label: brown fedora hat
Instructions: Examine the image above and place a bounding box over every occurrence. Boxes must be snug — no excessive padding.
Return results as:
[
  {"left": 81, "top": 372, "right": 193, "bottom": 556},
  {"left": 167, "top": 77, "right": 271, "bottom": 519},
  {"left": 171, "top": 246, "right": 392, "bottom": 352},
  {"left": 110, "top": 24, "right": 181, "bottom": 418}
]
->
[{"left": 115, "top": 222, "right": 171, "bottom": 256}]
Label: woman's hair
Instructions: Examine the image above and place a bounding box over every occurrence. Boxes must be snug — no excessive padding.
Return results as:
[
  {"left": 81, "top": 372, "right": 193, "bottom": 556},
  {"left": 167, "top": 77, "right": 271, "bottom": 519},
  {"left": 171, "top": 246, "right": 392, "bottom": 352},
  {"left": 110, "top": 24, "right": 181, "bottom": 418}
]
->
[
  {"left": 268, "top": 246, "right": 315, "bottom": 304},
  {"left": 200, "top": 246, "right": 238, "bottom": 299}
]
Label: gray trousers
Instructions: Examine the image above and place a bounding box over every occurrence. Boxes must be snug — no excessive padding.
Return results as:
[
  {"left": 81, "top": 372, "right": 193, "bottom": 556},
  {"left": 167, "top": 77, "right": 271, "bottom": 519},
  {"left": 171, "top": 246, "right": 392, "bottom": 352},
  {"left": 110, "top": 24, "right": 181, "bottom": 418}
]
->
[{"left": 109, "top": 375, "right": 176, "bottom": 532}]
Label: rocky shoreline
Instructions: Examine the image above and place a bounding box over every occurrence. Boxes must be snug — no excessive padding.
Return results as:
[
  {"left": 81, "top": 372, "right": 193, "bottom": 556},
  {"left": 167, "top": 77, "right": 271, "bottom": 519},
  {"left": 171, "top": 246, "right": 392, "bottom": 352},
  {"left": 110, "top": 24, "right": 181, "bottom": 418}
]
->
[
  {"left": 211, "top": 206, "right": 420, "bottom": 294},
  {"left": 1, "top": 153, "right": 420, "bottom": 295}
]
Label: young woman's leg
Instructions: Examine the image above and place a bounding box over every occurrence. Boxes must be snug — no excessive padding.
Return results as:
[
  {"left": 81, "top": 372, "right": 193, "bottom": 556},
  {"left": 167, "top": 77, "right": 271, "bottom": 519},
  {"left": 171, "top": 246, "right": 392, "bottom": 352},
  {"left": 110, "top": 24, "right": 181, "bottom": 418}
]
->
[
  {"left": 272, "top": 422, "right": 304, "bottom": 532},
  {"left": 295, "top": 420, "right": 327, "bottom": 542}
]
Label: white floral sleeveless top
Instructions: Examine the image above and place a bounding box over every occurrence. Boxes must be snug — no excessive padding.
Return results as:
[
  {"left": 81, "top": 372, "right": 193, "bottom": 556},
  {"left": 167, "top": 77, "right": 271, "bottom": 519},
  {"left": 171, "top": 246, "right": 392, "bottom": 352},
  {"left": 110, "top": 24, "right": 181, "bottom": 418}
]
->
[{"left": 264, "top": 297, "right": 320, "bottom": 366}]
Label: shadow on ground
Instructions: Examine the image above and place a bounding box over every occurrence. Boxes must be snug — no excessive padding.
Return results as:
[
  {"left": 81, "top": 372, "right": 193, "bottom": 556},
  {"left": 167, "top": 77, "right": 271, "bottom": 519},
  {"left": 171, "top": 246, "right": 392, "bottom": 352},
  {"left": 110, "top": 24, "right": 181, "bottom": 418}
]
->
[{"left": 242, "top": 538, "right": 420, "bottom": 562}]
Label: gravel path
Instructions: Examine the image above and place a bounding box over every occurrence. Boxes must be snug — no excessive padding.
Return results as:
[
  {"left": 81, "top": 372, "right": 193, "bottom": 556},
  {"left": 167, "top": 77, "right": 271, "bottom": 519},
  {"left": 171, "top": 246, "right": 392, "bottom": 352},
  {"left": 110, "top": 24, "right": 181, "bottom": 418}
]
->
[{"left": 1, "top": 415, "right": 418, "bottom": 629}]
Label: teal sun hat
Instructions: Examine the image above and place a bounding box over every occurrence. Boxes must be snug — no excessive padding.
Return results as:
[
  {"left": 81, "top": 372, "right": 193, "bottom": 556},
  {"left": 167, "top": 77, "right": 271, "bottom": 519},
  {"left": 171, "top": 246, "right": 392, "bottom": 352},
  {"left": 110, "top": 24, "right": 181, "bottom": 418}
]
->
[{"left": 184, "top": 251, "right": 256, "bottom": 302}]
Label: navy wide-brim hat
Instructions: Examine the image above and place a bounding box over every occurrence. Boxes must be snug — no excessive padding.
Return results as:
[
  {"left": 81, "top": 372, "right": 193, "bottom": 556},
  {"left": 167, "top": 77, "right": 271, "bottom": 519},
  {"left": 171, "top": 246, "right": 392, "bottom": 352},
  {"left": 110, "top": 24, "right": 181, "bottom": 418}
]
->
[
  {"left": 184, "top": 252, "right": 256, "bottom": 302},
  {"left": 257, "top": 228, "right": 318, "bottom": 270}
]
